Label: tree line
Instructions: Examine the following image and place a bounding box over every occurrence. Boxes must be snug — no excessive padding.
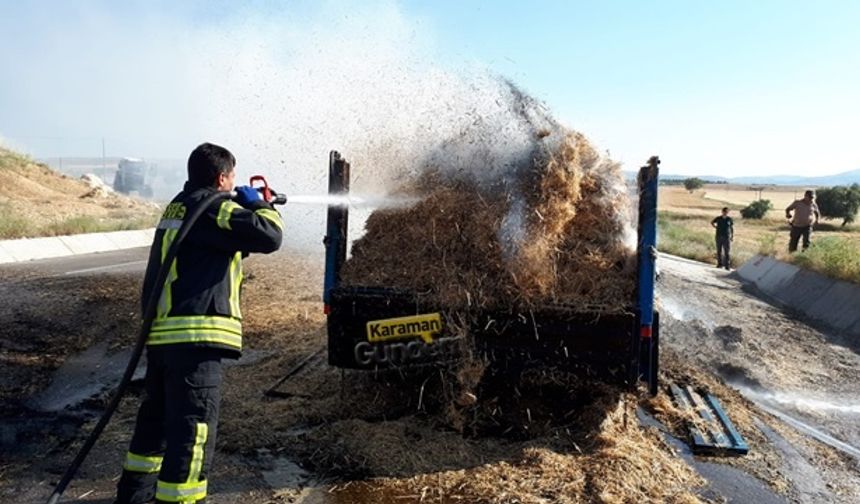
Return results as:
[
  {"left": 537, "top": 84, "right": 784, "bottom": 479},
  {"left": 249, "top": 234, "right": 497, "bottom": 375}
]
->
[{"left": 735, "top": 183, "right": 860, "bottom": 224}]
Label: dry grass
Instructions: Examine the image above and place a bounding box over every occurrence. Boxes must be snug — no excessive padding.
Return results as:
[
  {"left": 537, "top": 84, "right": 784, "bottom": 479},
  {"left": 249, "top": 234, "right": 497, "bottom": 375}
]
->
[
  {"left": 0, "top": 146, "right": 160, "bottom": 239},
  {"left": 351, "top": 394, "right": 706, "bottom": 504}
]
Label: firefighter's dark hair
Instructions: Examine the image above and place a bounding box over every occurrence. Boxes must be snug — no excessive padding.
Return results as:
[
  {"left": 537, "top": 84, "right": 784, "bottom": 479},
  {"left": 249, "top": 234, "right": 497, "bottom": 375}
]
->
[{"left": 187, "top": 143, "right": 236, "bottom": 188}]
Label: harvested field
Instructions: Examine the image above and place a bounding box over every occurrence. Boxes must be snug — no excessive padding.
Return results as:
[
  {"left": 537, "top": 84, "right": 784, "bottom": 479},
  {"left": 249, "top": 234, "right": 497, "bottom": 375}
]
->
[{"left": 702, "top": 186, "right": 808, "bottom": 211}]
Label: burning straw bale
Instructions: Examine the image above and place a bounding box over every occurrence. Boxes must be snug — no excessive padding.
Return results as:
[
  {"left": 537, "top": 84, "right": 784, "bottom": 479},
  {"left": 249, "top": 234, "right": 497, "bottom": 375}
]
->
[{"left": 342, "top": 130, "right": 635, "bottom": 312}]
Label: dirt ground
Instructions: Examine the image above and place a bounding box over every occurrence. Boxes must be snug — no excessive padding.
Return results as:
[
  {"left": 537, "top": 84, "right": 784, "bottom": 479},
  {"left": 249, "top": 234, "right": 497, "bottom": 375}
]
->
[{"left": 1, "top": 250, "right": 859, "bottom": 503}]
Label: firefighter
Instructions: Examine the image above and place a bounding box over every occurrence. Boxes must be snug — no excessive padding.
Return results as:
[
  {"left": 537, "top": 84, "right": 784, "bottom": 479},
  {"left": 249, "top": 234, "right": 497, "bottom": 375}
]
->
[{"left": 115, "top": 142, "right": 283, "bottom": 504}]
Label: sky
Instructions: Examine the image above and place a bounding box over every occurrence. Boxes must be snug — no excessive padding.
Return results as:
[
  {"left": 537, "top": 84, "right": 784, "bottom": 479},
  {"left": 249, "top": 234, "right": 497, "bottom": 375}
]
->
[{"left": 1, "top": 0, "right": 858, "bottom": 178}]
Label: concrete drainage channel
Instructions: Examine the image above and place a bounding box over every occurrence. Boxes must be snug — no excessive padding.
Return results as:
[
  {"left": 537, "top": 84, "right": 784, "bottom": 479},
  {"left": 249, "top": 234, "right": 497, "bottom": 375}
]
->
[
  {"left": 732, "top": 255, "right": 860, "bottom": 463},
  {"left": 737, "top": 255, "right": 860, "bottom": 342}
]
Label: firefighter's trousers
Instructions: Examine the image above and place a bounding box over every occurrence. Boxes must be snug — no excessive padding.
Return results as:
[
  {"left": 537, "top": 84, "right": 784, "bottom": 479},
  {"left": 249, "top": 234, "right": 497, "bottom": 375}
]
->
[{"left": 116, "top": 346, "right": 223, "bottom": 504}]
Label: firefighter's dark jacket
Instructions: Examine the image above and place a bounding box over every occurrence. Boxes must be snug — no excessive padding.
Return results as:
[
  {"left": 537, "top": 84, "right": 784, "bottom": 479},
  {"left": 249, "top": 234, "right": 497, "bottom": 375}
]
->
[{"left": 142, "top": 183, "right": 283, "bottom": 359}]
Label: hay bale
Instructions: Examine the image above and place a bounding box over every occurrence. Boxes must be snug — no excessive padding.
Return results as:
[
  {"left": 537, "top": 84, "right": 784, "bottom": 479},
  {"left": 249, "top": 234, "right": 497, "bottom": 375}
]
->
[{"left": 342, "top": 130, "right": 635, "bottom": 312}]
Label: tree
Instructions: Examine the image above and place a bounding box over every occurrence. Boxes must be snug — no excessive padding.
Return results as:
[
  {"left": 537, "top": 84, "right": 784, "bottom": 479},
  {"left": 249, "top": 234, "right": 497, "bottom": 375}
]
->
[
  {"left": 740, "top": 199, "right": 772, "bottom": 219},
  {"left": 815, "top": 184, "right": 860, "bottom": 226},
  {"left": 683, "top": 177, "right": 704, "bottom": 192}
]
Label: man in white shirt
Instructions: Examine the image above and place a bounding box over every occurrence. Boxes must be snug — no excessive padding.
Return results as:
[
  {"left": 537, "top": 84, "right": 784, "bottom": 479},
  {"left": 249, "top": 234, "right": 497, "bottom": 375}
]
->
[{"left": 785, "top": 190, "right": 820, "bottom": 252}]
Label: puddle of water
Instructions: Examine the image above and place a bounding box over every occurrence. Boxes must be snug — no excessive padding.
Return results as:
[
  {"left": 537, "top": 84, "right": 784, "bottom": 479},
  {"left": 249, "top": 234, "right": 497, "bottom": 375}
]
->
[
  {"left": 757, "top": 403, "right": 860, "bottom": 461},
  {"left": 756, "top": 420, "right": 833, "bottom": 499},
  {"left": 27, "top": 342, "right": 145, "bottom": 412},
  {"left": 29, "top": 344, "right": 271, "bottom": 414},
  {"left": 636, "top": 408, "right": 787, "bottom": 504},
  {"left": 261, "top": 457, "right": 312, "bottom": 489},
  {"left": 0, "top": 414, "right": 84, "bottom": 456},
  {"left": 260, "top": 455, "right": 466, "bottom": 504},
  {"left": 26, "top": 343, "right": 270, "bottom": 413}
]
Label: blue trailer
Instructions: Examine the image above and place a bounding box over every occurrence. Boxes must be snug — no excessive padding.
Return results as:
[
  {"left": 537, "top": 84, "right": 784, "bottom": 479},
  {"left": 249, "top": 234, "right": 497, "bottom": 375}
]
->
[{"left": 323, "top": 152, "right": 661, "bottom": 394}]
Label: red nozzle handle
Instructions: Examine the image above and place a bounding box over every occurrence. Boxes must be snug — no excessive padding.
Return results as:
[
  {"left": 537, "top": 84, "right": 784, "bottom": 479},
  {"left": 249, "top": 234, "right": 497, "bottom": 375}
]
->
[{"left": 250, "top": 175, "right": 273, "bottom": 202}]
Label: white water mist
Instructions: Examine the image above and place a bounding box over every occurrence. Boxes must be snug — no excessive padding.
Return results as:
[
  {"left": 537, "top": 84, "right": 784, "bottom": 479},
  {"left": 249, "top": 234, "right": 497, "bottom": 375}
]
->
[
  {"left": 287, "top": 194, "right": 419, "bottom": 209},
  {"left": 741, "top": 387, "right": 860, "bottom": 415}
]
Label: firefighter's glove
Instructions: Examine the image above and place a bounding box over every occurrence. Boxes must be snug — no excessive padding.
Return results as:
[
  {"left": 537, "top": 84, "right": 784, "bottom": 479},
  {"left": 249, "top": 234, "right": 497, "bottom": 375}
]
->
[{"left": 235, "top": 185, "right": 262, "bottom": 207}]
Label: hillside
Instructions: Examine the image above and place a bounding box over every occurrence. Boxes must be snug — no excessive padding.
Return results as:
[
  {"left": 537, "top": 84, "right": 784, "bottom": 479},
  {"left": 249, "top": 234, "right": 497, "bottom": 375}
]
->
[{"left": 0, "top": 147, "right": 160, "bottom": 239}]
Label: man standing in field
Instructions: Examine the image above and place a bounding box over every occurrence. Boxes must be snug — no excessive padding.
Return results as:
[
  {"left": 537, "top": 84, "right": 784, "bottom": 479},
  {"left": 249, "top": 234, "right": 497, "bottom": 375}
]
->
[
  {"left": 711, "top": 207, "right": 733, "bottom": 270},
  {"left": 785, "top": 190, "right": 820, "bottom": 252}
]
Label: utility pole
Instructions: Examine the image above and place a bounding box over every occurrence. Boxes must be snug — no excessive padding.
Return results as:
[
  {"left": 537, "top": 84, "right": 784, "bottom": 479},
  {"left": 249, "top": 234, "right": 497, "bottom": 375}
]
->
[{"left": 102, "top": 137, "right": 106, "bottom": 175}]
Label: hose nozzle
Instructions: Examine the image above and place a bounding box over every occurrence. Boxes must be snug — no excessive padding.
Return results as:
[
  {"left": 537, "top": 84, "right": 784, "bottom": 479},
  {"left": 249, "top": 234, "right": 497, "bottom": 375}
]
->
[{"left": 249, "top": 175, "right": 287, "bottom": 206}]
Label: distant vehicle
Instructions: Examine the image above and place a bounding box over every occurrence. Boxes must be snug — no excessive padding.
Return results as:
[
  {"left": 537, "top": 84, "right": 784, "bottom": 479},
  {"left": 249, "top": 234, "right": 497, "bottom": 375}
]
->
[{"left": 113, "top": 158, "right": 153, "bottom": 197}]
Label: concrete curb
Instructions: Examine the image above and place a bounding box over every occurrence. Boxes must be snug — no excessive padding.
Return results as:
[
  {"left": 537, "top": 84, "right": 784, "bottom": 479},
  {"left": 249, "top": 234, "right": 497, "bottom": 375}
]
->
[
  {"left": 0, "top": 228, "right": 155, "bottom": 264},
  {"left": 737, "top": 254, "right": 860, "bottom": 340}
]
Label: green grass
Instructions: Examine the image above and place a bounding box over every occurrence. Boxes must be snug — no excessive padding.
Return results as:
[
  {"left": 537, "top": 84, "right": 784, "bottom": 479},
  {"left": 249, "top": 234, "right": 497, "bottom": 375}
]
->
[
  {"left": 788, "top": 237, "right": 860, "bottom": 284},
  {"left": 756, "top": 232, "right": 779, "bottom": 256},
  {"left": 660, "top": 185, "right": 860, "bottom": 284},
  {"left": 658, "top": 212, "right": 759, "bottom": 268},
  {"left": 0, "top": 204, "right": 31, "bottom": 239},
  {"left": 657, "top": 213, "right": 715, "bottom": 263},
  {"left": 658, "top": 210, "right": 860, "bottom": 283}
]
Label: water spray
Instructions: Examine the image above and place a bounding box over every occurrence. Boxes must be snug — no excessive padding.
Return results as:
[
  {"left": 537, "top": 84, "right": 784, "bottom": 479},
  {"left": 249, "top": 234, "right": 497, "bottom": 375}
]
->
[{"left": 286, "top": 193, "right": 419, "bottom": 209}]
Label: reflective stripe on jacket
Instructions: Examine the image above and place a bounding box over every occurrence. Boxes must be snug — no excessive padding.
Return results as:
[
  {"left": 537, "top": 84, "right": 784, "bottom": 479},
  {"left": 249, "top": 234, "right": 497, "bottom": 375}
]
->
[{"left": 142, "top": 184, "right": 283, "bottom": 357}]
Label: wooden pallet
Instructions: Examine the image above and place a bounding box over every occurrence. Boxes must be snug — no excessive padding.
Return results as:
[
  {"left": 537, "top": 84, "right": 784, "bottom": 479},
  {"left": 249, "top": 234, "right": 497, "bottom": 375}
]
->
[{"left": 669, "top": 383, "right": 749, "bottom": 455}]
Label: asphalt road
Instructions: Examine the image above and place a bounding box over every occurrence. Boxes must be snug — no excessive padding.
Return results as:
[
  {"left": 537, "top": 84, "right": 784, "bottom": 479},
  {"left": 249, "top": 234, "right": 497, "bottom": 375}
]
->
[{"left": 0, "top": 247, "right": 150, "bottom": 278}]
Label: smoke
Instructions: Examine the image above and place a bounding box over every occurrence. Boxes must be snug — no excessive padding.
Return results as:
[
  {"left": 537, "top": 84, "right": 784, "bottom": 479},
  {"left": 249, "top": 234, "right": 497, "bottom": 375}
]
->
[
  {"left": 186, "top": 3, "right": 591, "bottom": 251},
  {"left": 658, "top": 293, "right": 717, "bottom": 329},
  {"left": 0, "top": 133, "right": 23, "bottom": 153},
  {"left": 2, "top": 1, "right": 624, "bottom": 251}
]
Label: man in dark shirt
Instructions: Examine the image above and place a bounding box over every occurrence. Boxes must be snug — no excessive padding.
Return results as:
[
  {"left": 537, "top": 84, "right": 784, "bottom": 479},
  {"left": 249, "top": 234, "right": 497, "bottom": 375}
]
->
[{"left": 711, "top": 207, "right": 733, "bottom": 270}]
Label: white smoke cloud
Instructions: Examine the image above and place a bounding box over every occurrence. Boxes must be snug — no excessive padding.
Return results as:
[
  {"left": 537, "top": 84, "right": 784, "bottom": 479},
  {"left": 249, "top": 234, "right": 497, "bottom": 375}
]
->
[
  {"left": 173, "top": 2, "right": 568, "bottom": 249},
  {"left": 0, "top": 1, "right": 577, "bottom": 249}
]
